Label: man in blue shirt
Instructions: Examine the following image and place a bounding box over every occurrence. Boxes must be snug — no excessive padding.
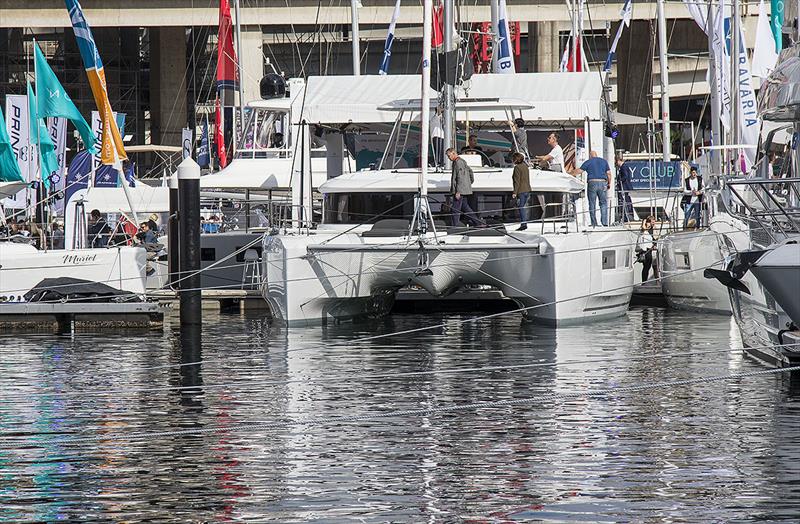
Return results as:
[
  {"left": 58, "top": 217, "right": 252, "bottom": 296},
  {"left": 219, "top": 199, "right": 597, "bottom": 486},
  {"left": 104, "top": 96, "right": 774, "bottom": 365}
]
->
[{"left": 573, "top": 151, "right": 611, "bottom": 226}]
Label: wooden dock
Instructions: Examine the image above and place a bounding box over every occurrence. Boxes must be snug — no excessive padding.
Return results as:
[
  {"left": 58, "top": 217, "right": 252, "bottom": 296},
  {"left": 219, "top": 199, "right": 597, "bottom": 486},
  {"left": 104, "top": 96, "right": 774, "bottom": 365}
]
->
[
  {"left": 148, "top": 289, "right": 270, "bottom": 313},
  {"left": 0, "top": 302, "right": 164, "bottom": 333}
]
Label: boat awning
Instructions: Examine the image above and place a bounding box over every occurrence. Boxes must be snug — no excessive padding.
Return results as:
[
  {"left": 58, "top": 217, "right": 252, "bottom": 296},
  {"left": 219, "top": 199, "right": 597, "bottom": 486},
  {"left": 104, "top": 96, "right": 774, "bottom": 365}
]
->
[
  {"left": 125, "top": 145, "right": 182, "bottom": 154},
  {"left": 0, "top": 181, "right": 28, "bottom": 200},
  {"left": 379, "top": 97, "right": 533, "bottom": 113},
  {"left": 80, "top": 185, "right": 170, "bottom": 214},
  {"left": 456, "top": 73, "right": 604, "bottom": 125},
  {"left": 300, "top": 75, "right": 434, "bottom": 124},
  {"left": 199, "top": 157, "right": 327, "bottom": 190}
]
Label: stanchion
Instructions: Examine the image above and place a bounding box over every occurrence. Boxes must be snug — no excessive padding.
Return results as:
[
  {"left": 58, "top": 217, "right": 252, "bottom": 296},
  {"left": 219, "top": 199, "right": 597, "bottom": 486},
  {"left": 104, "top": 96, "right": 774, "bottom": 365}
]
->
[{"left": 178, "top": 157, "right": 202, "bottom": 336}]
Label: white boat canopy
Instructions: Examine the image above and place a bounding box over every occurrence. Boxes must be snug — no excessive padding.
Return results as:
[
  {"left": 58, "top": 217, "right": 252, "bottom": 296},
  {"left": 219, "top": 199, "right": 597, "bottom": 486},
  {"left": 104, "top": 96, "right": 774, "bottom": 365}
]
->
[
  {"left": 0, "top": 181, "right": 28, "bottom": 200},
  {"left": 457, "top": 72, "right": 604, "bottom": 125},
  {"left": 320, "top": 168, "right": 584, "bottom": 194},
  {"left": 300, "top": 75, "right": 435, "bottom": 125},
  {"left": 199, "top": 157, "right": 327, "bottom": 190},
  {"left": 80, "top": 185, "right": 170, "bottom": 214}
]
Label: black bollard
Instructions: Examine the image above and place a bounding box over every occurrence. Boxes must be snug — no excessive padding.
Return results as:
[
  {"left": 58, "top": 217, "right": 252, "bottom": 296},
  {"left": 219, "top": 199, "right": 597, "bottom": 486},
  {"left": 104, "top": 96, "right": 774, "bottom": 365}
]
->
[
  {"left": 178, "top": 157, "right": 202, "bottom": 333},
  {"left": 168, "top": 173, "right": 180, "bottom": 288}
]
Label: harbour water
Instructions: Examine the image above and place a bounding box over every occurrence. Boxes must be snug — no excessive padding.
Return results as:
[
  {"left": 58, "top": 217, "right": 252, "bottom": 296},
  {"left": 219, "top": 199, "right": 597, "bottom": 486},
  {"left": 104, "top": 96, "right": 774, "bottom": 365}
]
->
[{"left": 1, "top": 306, "right": 799, "bottom": 522}]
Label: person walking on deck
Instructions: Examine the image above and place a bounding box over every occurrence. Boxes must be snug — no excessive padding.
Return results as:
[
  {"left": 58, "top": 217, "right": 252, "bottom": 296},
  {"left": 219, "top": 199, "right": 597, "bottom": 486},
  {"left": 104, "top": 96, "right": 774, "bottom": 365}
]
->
[
  {"left": 511, "top": 152, "right": 532, "bottom": 231},
  {"left": 573, "top": 151, "right": 611, "bottom": 227},
  {"left": 446, "top": 148, "right": 479, "bottom": 227}
]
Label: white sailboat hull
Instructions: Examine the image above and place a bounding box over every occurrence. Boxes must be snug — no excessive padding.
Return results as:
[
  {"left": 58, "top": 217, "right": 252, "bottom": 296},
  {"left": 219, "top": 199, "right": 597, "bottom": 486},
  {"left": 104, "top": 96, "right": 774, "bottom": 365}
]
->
[{"left": 0, "top": 244, "right": 147, "bottom": 301}]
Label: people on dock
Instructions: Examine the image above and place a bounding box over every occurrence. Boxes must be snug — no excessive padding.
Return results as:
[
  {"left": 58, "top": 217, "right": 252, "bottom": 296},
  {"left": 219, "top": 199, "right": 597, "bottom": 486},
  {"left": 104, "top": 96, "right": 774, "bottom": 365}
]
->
[
  {"left": 615, "top": 154, "right": 635, "bottom": 223},
  {"left": 88, "top": 209, "right": 111, "bottom": 248},
  {"left": 573, "top": 150, "right": 611, "bottom": 227},
  {"left": 682, "top": 166, "right": 704, "bottom": 229},
  {"left": 511, "top": 152, "right": 532, "bottom": 231},
  {"left": 446, "top": 148, "right": 479, "bottom": 227},
  {"left": 637, "top": 216, "right": 657, "bottom": 282}
]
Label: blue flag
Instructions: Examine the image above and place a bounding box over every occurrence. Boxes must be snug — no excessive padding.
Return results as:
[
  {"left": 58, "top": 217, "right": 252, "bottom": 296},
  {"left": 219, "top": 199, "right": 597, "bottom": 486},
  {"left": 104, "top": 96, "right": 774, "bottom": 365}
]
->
[
  {"left": 379, "top": 0, "right": 402, "bottom": 75},
  {"left": 0, "top": 106, "right": 24, "bottom": 182},
  {"left": 198, "top": 116, "right": 210, "bottom": 168},
  {"left": 603, "top": 0, "right": 632, "bottom": 72}
]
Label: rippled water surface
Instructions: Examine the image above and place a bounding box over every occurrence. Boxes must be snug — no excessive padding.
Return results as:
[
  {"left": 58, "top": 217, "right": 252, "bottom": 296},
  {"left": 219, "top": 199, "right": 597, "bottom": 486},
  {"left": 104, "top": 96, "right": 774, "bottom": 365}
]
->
[{"left": 1, "top": 306, "right": 799, "bottom": 522}]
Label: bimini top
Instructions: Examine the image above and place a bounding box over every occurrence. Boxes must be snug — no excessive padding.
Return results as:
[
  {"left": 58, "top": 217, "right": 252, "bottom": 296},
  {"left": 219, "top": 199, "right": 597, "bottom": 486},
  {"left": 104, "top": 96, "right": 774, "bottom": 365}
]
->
[
  {"left": 320, "top": 168, "right": 583, "bottom": 194},
  {"left": 300, "top": 75, "right": 435, "bottom": 125},
  {"left": 457, "top": 72, "right": 604, "bottom": 124},
  {"left": 80, "top": 185, "right": 170, "bottom": 214},
  {"left": 200, "top": 157, "right": 327, "bottom": 190},
  {"left": 0, "top": 181, "right": 28, "bottom": 200}
]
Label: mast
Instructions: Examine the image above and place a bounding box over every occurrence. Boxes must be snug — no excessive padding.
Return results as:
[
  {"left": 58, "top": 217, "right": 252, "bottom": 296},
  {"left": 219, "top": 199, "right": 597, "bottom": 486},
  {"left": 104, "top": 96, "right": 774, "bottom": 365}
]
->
[
  {"left": 707, "top": 0, "right": 722, "bottom": 176},
  {"left": 233, "top": 0, "right": 245, "bottom": 140},
  {"left": 656, "top": 0, "right": 671, "bottom": 161},
  {"left": 420, "top": 0, "right": 433, "bottom": 198},
  {"left": 443, "top": 0, "right": 454, "bottom": 163},
  {"left": 731, "top": 0, "right": 741, "bottom": 170},
  {"left": 572, "top": 0, "right": 578, "bottom": 71},
  {"left": 351, "top": 0, "right": 361, "bottom": 75}
]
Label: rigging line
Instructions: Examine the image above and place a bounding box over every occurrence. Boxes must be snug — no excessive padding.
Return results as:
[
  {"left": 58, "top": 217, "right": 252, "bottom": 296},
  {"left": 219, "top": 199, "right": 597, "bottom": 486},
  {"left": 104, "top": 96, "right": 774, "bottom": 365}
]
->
[
  {"left": 283, "top": 0, "right": 308, "bottom": 79},
  {"left": 10, "top": 364, "right": 799, "bottom": 443},
  {"left": 6, "top": 341, "right": 795, "bottom": 401}
]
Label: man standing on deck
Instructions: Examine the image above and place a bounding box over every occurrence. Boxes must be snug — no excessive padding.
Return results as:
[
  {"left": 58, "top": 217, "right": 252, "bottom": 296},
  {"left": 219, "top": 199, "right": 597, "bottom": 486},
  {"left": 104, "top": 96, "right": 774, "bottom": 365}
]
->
[
  {"left": 535, "top": 132, "right": 565, "bottom": 173},
  {"left": 615, "top": 154, "right": 635, "bottom": 222},
  {"left": 511, "top": 152, "right": 532, "bottom": 231},
  {"left": 508, "top": 118, "right": 530, "bottom": 160},
  {"left": 446, "top": 148, "right": 479, "bottom": 227},
  {"left": 573, "top": 151, "right": 611, "bottom": 227}
]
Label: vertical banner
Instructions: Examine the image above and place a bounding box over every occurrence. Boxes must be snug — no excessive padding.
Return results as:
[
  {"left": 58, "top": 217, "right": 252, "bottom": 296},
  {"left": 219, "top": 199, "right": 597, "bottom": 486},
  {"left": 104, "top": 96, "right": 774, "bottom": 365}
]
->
[
  {"left": 46, "top": 117, "right": 68, "bottom": 215},
  {"left": 182, "top": 127, "right": 193, "bottom": 159},
  {"left": 3, "top": 95, "right": 33, "bottom": 209},
  {"left": 90, "top": 110, "right": 125, "bottom": 183},
  {"left": 494, "top": 0, "right": 516, "bottom": 73}
]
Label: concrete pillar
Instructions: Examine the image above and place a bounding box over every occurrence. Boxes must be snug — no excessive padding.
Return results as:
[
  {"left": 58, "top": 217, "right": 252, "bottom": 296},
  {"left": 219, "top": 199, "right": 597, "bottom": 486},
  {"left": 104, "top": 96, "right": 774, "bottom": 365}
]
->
[
  {"left": 616, "top": 20, "right": 653, "bottom": 153},
  {"left": 239, "top": 26, "right": 263, "bottom": 104},
  {"left": 0, "top": 29, "right": 7, "bottom": 89},
  {"left": 528, "top": 21, "right": 560, "bottom": 73},
  {"left": 150, "top": 26, "right": 187, "bottom": 147}
]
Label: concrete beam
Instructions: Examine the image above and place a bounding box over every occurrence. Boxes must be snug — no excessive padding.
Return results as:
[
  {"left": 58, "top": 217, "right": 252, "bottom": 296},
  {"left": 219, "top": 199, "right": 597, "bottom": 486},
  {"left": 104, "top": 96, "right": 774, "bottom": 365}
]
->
[{"left": 0, "top": 1, "right": 712, "bottom": 28}]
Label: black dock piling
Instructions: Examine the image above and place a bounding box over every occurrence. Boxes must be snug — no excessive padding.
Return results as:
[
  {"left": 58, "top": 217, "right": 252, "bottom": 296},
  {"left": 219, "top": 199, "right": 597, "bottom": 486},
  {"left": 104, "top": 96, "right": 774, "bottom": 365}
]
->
[
  {"left": 178, "top": 157, "right": 202, "bottom": 338},
  {"left": 168, "top": 172, "right": 180, "bottom": 288}
]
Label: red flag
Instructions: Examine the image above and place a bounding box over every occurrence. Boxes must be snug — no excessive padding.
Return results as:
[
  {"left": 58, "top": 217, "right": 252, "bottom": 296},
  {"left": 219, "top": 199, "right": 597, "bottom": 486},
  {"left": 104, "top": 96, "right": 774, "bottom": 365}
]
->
[
  {"left": 432, "top": 3, "right": 444, "bottom": 48},
  {"left": 216, "top": 0, "right": 239, "bottom": 92},
  {"left": 566, "top": 38, "right": 583, "bottom": 72},
  {"left": 215, "top": 97, "right": 228, "bottom": 168}
]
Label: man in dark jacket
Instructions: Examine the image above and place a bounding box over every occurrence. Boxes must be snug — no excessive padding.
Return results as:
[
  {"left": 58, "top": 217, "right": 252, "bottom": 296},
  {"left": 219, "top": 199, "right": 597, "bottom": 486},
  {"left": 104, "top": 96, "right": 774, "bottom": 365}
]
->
[
  {"left": 87, "top": 209, "right": 110, "bottom": 248},
  {"left": 446, "top": 148, "right": 479, "bottom": 227},
  {"left": 511, "top": 152, "right": 532, "bottom": 230},
  {"left": 682, "top": 166, "right": 704, "bottom": 228},
  {"left": 615, "top": 154, "right": 635, "bottom": 222}
]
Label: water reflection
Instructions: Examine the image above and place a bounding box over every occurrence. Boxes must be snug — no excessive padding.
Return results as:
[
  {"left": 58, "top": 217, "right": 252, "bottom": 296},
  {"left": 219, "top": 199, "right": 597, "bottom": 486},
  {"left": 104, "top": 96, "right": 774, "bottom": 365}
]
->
[{"left": 0, "top": 308, "right": 798, "bottom": 521}]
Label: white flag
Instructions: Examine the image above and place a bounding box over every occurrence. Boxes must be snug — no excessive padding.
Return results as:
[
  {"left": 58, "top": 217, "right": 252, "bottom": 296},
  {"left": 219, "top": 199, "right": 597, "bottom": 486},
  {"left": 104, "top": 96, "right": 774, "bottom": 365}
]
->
[
  {"left": 47, "top": 117, "right": 68, "bottom": 215},
  {"left": 494, "top": 0, "right": 515, "bottom": 73},
  {"left": 182, "top": 127, "right": 193, "bottom": 159},
  {"left": 3, "top": 95, "right": 33, "bottom": 210},
  {"left": 752, "top": 0, "right": 779, "bottom": 79}
]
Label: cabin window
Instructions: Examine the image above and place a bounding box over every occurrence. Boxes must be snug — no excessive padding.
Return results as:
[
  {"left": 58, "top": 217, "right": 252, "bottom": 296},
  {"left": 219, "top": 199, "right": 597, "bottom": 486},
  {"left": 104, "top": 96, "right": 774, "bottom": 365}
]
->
[
  {"left": 675, "top": 251, "right": 691, "bottom": 269},
  {"left": 201, "top": 248, "right": 216, "bottom": 261},
  {"left": 602, "top": 250, "right": 616, "bottom": 270},
  {"left": 323, "top": 193, "right": 418, "bottom": 224}
]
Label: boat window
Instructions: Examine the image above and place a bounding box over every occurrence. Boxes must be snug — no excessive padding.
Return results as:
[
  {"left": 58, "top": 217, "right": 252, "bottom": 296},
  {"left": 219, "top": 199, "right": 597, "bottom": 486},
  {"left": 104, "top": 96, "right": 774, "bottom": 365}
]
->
[
  {"left": 201, "top": 248, "right": 216, "bottom": 261},
  {"left": 602, "top": 250, "right": 616, "bottom": 270},
  {"left": 323, "top": 193, "right": 419, "bottom": 224},
  {"left": 675, "top": 251, "right": 691, "bottom": 269}
]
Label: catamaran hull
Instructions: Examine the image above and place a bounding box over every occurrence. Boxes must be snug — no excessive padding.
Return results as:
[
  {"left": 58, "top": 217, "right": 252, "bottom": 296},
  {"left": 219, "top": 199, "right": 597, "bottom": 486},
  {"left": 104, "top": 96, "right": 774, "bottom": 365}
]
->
[{"left": 263, "top": 229, "right": 637, "bottom": 326}]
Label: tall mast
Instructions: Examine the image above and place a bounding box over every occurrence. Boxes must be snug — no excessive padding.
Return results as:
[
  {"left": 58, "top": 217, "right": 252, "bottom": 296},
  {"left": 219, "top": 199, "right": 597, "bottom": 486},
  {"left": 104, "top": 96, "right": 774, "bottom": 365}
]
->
[
  {"left": 706, "top": 0, "right": 721, "bottom": 175},
  {"left": 656, "top": 0, "right": 671, "bottom": 161},
  {"left": 572, "top": 0, "right": 578, "bottom": 71},
  {"left": 233, "top": 0, "right": 245, "bottom": 136},
  {"left": 490, "top": 0, "right": 498, "bottom": 71},
  {"left": 420, "top": 0, "right": 433, "bottom": 197},
  {"left": 351, "top": 0, "right": 361, "bottom": 75},
  {"left": 443, "top": 0, "right": 454, "bottom": 162},
  {"left": 731, "top": 0, "right": 741, "bottom": 167}
]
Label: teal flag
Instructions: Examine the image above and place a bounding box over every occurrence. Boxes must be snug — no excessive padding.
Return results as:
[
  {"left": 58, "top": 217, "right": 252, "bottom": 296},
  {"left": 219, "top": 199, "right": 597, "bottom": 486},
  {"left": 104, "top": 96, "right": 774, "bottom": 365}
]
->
[
  {"left": 770, "top": 0, "right": 784, "bottom": 53},
  {"left": 33, "top": 41, "right": 96, "bottom": 153},
  {"left": 0, "top": 106, "right": 24, "bottom": 182},
  {"left": 27, "top": 82, "right": 60, "bottom": 190}
]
